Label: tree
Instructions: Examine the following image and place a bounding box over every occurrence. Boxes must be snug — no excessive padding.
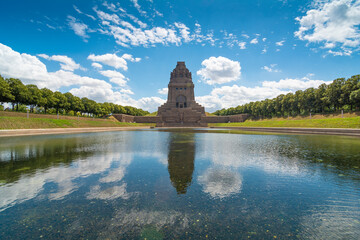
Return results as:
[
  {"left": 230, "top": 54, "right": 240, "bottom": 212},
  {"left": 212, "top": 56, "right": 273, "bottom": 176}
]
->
[
  {"left": 64, "top": 92, "right": 83, "bottom": 114},
  {"left": 350, "top": 83, "right": 360, "bottom": 110},
  {"left": 114, "top": 104, "right": 126, "bottom": 114},
  {"left": 274, "top": 94, "right": 284, "bottom": 116},
  {"left": 64, "top": 92, "right": 75, "bottom": 114},
  {"left": 0, "top": 75, "right": 15, "bottom": 104},
  {"left": 342, "top": 75, "right": 360, "bottom": 111},
  {"left": 26, "top": 84, "right": 42, "bottom": 112},
  {"left": 72, "top": 96, "right": 84, "bottom": 114},
  {"left": 325, "top": 78, "right": 344, "bottom": 111},
  {"left": 282, "top": 93, "right": 294, "bottom": 116},
  {"left": 5, "top": 78, "right": 29, "bottom": 111},
  {"left": 82, "top": 97, "right": 98, "bottom": 116},
  {"left": 303, "top": 88, "right": 316, "bottom": 113},
  {"left": 39, "top": 88, "right": 56, "bottom": 114},
  {"left": 53, "top": 91, "right": 68, "bottom": 114},
  {"left": 314, "top": 83, "right": 328, "bottom": 113}
]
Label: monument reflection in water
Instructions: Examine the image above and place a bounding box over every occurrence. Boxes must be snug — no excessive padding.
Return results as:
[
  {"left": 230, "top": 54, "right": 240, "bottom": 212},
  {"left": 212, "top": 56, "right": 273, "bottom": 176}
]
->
[{"left": 167, "top": 132, "right": 195, "bottom": 194}]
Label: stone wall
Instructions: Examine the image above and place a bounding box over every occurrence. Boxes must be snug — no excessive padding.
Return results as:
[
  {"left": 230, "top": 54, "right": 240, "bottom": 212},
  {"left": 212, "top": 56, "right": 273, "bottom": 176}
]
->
[
  {"left": 112, "top": 114, "right": 135, "bottom": 122},
  {"left": 112, "top": 114, "right": 160, "bottom": 123},
  {"left": 201, "top": 116, "right": 228, "bottom": 123},
  {"left": 201, "top": 114, "right": 249, "bottom": 123},
  {"left": 228, "top": 114, "right": 249, "bottom": 122},
  {"left": 134, "top": 116, "right": 160, "bottom": 123},
  {"left": 112, "top": 113, "right": 249, "bottom": 125}
]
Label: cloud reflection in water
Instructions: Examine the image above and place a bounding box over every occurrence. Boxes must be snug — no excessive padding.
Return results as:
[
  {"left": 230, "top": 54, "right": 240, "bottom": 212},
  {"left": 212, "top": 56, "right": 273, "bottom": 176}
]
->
[{"left": 198, "top": 168, "right": 242, "bottom": 199}]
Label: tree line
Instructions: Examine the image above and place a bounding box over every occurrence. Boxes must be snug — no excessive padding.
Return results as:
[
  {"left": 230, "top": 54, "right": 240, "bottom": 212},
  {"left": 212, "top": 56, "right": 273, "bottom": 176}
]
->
[
  {"left": 214, "top": 75, "right": 360, "bottom": 118},
  {"left": 0, "top": 75, "right": 149, "bottom": 117}
]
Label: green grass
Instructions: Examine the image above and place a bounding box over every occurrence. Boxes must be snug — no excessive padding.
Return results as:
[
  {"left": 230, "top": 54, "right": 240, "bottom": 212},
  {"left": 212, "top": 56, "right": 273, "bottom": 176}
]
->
[
  {"left": 145, "top": 111, "right": 158, "bottom": 116},
  {"left": 209, "top": 116, "right": 360, "bottom": 129},
  {"left": 0, "top": 116, "right": 153, "bottom": 129}
]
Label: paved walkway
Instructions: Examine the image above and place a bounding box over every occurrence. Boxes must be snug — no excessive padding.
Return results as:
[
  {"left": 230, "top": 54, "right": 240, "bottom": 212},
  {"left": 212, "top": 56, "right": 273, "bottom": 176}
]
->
[
  {"left": 0, "top": 127, "right": 150, "bottom": 137},
  {"left": 1, "top": 126, "right": 360, "bottom": 137}
]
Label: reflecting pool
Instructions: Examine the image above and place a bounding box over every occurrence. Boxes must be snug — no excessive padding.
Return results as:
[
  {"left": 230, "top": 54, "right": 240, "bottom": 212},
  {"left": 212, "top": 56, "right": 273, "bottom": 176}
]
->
[{"left": 0, "top": 129, "right": 360, "bottom": 239}]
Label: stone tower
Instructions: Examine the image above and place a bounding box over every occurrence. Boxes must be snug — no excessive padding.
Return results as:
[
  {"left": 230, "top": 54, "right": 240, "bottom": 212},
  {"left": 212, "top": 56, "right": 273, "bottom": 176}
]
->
[{"left": 157, "top": 62, "right": 207, "bottom": 127}]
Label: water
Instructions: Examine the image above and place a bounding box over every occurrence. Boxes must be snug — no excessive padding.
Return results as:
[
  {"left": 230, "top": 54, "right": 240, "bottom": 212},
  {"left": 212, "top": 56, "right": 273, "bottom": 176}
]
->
[{"left": 0, "top": 129, "right": 359, "bottom": 239}]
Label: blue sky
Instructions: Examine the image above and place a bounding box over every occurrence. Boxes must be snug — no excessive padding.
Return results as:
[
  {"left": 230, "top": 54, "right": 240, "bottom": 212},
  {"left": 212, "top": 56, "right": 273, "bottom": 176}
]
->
[{"left": 0, "top": 0, "right": 359, "bottom": 112}]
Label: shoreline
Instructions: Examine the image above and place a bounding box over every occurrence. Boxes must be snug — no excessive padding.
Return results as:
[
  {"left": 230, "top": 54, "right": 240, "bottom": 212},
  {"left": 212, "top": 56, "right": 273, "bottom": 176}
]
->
[
  {"left": 213, "top": 126, "right": 360, "bottom": 137},
  {"left": 1, "top": 126, "right": 360, "bottom": 137},
  {"left": 0, "top": 127, "right": 150, "bottom": 137}
]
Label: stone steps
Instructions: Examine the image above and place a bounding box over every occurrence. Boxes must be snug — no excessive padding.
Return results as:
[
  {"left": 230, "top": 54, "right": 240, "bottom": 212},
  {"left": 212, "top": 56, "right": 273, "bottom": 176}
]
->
[{"left": 156, "top": 122, "right": 208, "bottom": 127}]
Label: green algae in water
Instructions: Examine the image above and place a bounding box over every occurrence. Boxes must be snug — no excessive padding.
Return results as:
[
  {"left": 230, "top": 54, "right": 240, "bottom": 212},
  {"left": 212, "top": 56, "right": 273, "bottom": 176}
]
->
[
  {"left": 14, "top": 167, "right": 31, "bottom": 172},
  {"left": 140, "top": 226, "right": 164, "bottom": 240}
]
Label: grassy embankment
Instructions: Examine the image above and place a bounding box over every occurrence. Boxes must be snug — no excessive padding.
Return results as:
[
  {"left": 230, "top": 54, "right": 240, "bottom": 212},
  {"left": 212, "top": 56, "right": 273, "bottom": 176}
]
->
[
  {"left": 0, "top": 111, "right": 153, "bottom": 129},
  {"left": 209, "top": 112, "right": 360, "bottom": 128}
]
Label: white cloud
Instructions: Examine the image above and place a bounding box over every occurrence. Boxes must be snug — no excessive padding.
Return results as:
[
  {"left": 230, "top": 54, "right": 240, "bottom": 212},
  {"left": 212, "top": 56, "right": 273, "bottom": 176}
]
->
[
  {"left": 238, "top": 42, "right": 246, "bottom": 49},
  {"left": 262, "top": 38, "right": 267, "bottom": 42},
  {"left": 46, "top": 24, "right": 56, "bottom": 30},
  {"left": 196, "top": 84, "right": 287, "bottom": 111},
  {"left": 0, "top": 43, "right": 109, "bottom": 90},
  {"left": 102, "top": 1, "right": 125, "bottom": 13},
  {"left": 99, "top": 70, "right": 128, "bottom": 87},
  {"left": 154, "top": 9, "right": 163, "bottom": 17},
  {"left": 250, "top": 38, "right": 258, "bottom": 44},
  {"left": 175, "top": 22, "right": 191, "bottom": 42},
  {"left": 136, "top": 97, "right": 166, "bottom": 111},
  {"left": 158, "top": 87, "right": 168, "bottom": 95},
  {"left": 197, "top": 56, "right": 241, "bottom": 85},
  {"left": 108, "top": 24, "right": 182, "bottom": 47},
  {"left": 120, "top": 89, "right": 134, "bottom": 95},
  {"left": 93, "top": 7, "right": 121, "bottom": 25},
  {"left": 67, "top": 16, "right": 89, "bottom": 40},
  {"left": 68, "top": 85, "right": 164, "bottom": 112},
  {"left": 91, "top": 62, "right": 103, "bottom": 69},
  {"left": 262, "top": 48, "right": 267, "bottom": 54},
  {"left": 196, "top": 75, "right": 331, "bottom": 112},
  {"left": 328, "top": 48, "right": 353, "bottom": 56},
  {"left": 38, "top": 54, "right": 83, "bottom": 72},
  {"left": 295, "top": 0, "right": 360, "bottom": 50},
  {"left": 130, "top": 0, "right": 147, "bottom": 15},
  {"left": 242, "top": 34, "right": 250, "bottom": 39},
  {"left": 126, "top": 14, "right": 147, "bottom": 28},
  {"left": 324, "top": 42, "right": 336, "bottom": 48},
  {"left": 121, "top": 53, "right": 141, "bottom": 62},
  {"left": 73, "top": 5, "right": 96, "bottom": 20},
  {"left": 91, "top": 8, "right": 215, "bottom": 48},
  {"left": 276, "top": 40, "right": 285, "bottom": 46},
  {"left": 262, "top": 64, "right": 281, "bottom": 73},
  {"left": 0, "top": 43, "right": 162, "bottom": 112},
  {"left": 88, "top": 53, "right": 129, "bottom": 70},
  {"left": 262, "top": 77, "right": 332, "bottom": 90}
]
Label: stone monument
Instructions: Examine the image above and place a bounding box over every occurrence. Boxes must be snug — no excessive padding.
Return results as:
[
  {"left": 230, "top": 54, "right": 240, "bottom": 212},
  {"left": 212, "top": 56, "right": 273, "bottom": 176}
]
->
[
  {"left": 111, "top": 61, "right": 249, "bottom": 126},
  {"left": 156, "top": 62, "right": 207, "bottom": 127}
]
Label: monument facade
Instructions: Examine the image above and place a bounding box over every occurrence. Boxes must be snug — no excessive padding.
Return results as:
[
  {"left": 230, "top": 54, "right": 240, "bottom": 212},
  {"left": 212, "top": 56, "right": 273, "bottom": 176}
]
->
[{"left": 156, "top": 62, "right": 207, "bottom": 127}]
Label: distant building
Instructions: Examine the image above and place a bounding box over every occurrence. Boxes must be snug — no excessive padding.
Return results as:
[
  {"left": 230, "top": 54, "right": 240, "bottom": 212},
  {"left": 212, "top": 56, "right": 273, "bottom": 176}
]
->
[{"left": 156, "top": 62, "right": 207, "bottom": 127}]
